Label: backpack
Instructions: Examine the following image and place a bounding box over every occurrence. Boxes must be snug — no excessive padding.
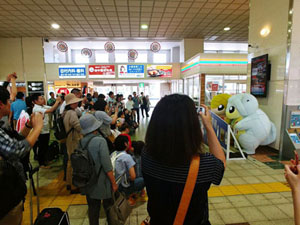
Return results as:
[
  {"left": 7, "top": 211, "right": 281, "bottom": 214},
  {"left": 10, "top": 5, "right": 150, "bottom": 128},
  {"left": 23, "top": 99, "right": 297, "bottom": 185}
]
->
[
  {"left": 70, "top": 136, "right": 99, "bottom": 191},
  {"left": 54, "top": 116, "right": 73, "bottom": 141},
  {"left": 110, "top": 151, "right": 127, "bottom": 185},
  {"left": 0, "top": 157, "right": 27, "bottom": 219},
  {"left": 16, "top": 110, "right": 30, "bottom": 133}
]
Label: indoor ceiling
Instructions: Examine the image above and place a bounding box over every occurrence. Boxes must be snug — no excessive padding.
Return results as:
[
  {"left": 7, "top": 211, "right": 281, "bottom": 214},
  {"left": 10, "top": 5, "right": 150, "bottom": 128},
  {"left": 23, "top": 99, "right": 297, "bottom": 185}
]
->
[{"left": 0, "top": 0, "right": 249, "bottom": 42}]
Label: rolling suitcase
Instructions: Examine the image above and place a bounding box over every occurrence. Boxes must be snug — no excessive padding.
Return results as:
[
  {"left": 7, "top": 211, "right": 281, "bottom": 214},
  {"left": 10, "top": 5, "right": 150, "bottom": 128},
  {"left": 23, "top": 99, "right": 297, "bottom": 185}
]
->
[{"left": 28, "top": 165, "right": 70, "bottom": 225}]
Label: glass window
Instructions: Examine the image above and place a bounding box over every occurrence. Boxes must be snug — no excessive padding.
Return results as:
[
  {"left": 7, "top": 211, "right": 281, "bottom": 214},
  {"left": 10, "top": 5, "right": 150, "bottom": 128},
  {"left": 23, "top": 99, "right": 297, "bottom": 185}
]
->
[
  {"left": 224, "top": 75, "right": 239, "bottom": 80},
  {"left": 193, "top": 76, "right": 200, "bottom": 107},
  {"left": 188, "top": 78, "right": 193, "bottom": 98},
  {"left": 153, "top": 53, "right": 167, "bottom": 63},
  {"left": 135, "top": 52, "right": 148, "bottom": 63},
  {"left": 74, "top": 52, "right": 89, "bottom": 63},
  {"left": 115, "top": 52, "right": 128, "bottom": 63},
  {"left": 178, "top": 80, "right": 183, "bottom": 93},
  {"left": 224, "top": 83, "right": 237, "bottom": 95},
  {"left": 95, "top": 52, "right": 109, "bottom": 63}
]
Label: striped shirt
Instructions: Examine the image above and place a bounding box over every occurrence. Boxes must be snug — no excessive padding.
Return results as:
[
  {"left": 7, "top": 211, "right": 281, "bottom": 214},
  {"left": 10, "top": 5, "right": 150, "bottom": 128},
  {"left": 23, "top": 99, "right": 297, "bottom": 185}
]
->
[{"left": 142, "top": 150, "right": 224, "bottom": 225}]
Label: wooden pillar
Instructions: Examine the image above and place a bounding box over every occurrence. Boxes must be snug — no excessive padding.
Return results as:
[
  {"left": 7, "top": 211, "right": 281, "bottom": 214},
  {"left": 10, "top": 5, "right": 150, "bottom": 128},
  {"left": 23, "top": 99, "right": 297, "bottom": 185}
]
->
[{"left": 200, "top": 73, "right": 206, "bottom": 105}]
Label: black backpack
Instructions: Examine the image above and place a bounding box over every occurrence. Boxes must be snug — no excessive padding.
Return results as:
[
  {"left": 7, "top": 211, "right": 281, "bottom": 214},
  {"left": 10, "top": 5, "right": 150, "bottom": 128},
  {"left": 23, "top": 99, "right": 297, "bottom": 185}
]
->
[
  {"left": 70, "top": 136, "right": 99, "bottom": 192},
  {"left": 54, "top": 116, "right": 73, "bottom": 141}
]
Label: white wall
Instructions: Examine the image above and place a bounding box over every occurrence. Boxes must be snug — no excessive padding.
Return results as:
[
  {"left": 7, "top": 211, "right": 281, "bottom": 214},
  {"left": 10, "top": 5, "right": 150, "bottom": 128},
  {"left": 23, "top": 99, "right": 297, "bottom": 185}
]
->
[{"left": 248, "top": 0, "right": 290, "bottom": 150}]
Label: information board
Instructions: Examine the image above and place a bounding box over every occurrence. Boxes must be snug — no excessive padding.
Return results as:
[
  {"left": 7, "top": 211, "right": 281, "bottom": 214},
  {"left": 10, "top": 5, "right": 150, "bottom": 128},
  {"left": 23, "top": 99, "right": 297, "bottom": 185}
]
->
[
  {"left": 89, "top": 65, "right": 115, "bottom": 78},
  {"left": 118, "top": 65, "right": 144, "bottom": 78},
  {"left": 59, "top": 65, "right": 86, "bottom": 78}
]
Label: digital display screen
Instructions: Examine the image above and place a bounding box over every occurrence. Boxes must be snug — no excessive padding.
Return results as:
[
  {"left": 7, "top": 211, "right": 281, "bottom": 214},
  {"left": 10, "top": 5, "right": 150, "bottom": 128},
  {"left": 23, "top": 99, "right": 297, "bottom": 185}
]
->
[{"left": 250, "top": 54, "right": 268, "bottom": 97}]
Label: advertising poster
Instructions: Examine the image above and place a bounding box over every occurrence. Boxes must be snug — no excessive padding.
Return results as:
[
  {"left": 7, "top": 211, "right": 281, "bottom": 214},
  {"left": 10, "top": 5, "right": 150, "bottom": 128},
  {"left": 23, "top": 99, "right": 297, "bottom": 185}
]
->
[
  {"left": 88, "top": 65, "right": 115, "bottom": 78},
  {"left": 251, "top": 54, "right": 268, "bottom": 97},
  {"left": 28, "top": 81, "right": 44, "bottom": 94},
  {"left": 147, "top": 65, "right": 172, "bottom": 77},
  {"left": 118, "top": 65, "right": 144, "bottom": 78},
  {"left": 290, "top": 111, "right": 300, "bottom": 128},
  {"left": 59, "top": 65, "right": 86, "bottom": 78}
]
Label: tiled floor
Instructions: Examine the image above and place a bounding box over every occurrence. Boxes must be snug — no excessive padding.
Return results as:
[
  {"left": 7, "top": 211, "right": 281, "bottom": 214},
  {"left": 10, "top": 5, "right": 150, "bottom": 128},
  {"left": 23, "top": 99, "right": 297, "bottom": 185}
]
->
[{"left": 22, "top": 115, "right": 295, "bottom": 225}]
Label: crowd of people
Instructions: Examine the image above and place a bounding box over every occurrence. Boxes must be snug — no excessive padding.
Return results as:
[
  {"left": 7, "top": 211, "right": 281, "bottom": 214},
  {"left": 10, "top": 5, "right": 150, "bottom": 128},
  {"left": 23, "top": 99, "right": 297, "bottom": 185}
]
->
[{"left": 1, "top": 72, "right": 300, "bottom": 225}]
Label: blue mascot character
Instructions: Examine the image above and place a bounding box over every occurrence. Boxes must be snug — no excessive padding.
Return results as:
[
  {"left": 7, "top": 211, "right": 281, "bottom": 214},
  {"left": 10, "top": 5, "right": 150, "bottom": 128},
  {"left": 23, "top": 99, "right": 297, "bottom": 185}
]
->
[{"left": 226, "top": 93, "right": 276, "bottom": 154}]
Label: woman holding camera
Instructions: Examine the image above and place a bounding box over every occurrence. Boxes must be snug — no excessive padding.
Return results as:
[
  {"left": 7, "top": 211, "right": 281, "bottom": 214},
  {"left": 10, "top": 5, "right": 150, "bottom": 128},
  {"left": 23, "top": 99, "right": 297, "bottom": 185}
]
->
[{"left": 142, "top": 94, "right": 226, "bottom": 225}]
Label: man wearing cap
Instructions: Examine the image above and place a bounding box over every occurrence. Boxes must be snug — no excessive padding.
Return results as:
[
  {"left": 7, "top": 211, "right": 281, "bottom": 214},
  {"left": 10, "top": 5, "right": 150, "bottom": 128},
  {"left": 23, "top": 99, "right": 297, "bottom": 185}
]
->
[
  {"left": 32, "top": 93, "right": 61, "bottom": 168},
  {"left": 63, "top": 93, "right": 82, "bottom": 193},
  {"left": 79, "top": 114, "right": 118, "bottom": 225}
]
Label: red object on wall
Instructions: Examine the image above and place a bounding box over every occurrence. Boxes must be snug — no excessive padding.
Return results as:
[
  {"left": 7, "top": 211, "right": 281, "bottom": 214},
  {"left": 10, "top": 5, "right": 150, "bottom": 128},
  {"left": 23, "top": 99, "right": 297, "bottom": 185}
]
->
[
  {"left": 89, "top": 65, "right": 115, "bottom": 75},
  {"left": 57, "top": 88, "right": 69, "bottom": 95},
  {"left": 211, "top": 84, "right": 219, "bottom": 91}
]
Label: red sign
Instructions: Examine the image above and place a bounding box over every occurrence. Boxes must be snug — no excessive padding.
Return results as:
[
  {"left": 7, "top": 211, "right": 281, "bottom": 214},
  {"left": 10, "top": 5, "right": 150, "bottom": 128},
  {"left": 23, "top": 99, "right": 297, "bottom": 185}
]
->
[
  {"left": 211, "top": 84, "right": 219, "bottom": 91},
  {"left": 57, "top": 88, "right": 69, "bottom": 95},
  {"left": 88, "top": 65, "right": 115, "bottom": 78}
]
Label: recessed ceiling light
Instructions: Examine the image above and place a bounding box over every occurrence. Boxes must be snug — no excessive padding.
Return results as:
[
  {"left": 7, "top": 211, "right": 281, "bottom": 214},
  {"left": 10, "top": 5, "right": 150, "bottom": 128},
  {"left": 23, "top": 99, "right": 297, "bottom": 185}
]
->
[
  {"left": 141, "top": 24, "right": 148, "bottom": 30},
  {"left": 224, "top": 27, "right": 230, "bottom": 31},
  {"left": 51, "top": 23, "right": 60, "bottom": 29}
]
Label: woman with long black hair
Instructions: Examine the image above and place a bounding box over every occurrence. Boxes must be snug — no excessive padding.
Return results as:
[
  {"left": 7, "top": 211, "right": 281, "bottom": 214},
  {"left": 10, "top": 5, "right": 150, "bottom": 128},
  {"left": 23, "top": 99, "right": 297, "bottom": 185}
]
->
[{"left": 142, "top": 94, "right": 226, "bottom": 225}]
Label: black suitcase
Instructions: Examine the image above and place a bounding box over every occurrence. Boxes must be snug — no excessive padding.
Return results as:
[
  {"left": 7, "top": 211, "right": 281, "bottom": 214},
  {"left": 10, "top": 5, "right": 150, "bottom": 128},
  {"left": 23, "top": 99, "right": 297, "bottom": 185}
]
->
[
  {"left": 34, "top": 208, "right": 69, "bottom": 225},
  {"left": 29, "top": 165, "right": 70, "bottom": 225}
]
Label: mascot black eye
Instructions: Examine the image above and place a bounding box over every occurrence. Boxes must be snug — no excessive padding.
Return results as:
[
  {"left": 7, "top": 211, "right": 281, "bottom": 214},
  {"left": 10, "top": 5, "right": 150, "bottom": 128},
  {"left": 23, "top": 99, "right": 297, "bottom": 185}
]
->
[
  {"left": 247, "top": 100, "right": 250, "bottom": 102},
  {"left": 229, "top": 106, "right": 235, "bottom": 113},
  {"left": 218, "top": 104, "right": 224, "bottom": 111}
]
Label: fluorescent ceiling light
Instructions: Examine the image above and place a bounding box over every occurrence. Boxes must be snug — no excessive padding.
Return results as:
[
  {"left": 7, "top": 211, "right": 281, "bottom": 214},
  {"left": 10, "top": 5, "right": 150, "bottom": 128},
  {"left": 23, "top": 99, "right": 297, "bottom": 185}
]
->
[
  {"left": 51, "top": 23, "right": 60, "bottom": 29},
  {"left": 208, "top": 36, "right": 219, "bottom": 41},
  {"left": 141, "top": 24, "right": 148, "bottom": 30},
  {"left": 224, "top": 27, "right": 230, "bottom": 31}
]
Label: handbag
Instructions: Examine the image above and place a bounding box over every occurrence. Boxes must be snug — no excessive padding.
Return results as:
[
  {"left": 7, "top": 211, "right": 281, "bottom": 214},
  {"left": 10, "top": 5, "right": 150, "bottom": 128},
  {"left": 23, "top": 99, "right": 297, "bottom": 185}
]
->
[
  {"left": 107, "top": 191, "right": 132, "bottom": 225},
  {"left": 141, "top": 155, "right": 200, "bottom": 225}
]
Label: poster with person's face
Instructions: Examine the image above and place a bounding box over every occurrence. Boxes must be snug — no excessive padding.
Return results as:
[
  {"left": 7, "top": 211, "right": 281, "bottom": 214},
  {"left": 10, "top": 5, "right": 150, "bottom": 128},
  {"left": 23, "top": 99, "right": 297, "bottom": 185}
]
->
[{"left": 118, "top": 65, "right": 144, "bottom": 78}]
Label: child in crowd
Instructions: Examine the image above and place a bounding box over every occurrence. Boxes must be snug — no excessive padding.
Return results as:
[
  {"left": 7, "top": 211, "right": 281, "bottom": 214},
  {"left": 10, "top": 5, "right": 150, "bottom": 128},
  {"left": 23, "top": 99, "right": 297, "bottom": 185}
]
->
[
  {"left": 119, "top": 123, "right": 133, "bottom": 153},
  {"left": 116, "top": 111, "right": 125, "bottom": 127},
  {"left": 131, "top": 141, "right": 144, "bottom": 178},
  {"left": 112, "top": 135, "right": 145, "bottom": 206}
]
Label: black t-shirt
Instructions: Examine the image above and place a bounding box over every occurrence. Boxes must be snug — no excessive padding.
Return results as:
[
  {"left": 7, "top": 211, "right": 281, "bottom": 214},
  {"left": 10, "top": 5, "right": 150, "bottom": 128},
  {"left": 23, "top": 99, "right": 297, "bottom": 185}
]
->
[{"left": 142, "top": 151, "right": 224, "bottom": 225}]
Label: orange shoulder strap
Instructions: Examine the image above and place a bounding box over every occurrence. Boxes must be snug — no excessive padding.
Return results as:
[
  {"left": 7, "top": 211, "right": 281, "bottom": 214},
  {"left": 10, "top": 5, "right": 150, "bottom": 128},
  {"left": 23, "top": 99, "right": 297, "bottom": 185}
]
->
[{"left": 173, "top": 155, "right": 200, "bottom": 225}]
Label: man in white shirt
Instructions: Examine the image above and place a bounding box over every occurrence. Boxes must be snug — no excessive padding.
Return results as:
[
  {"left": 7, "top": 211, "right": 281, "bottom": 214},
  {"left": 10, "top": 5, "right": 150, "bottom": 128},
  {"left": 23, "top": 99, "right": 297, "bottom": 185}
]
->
[{"left": 32, "top": 93, "right": 61, "bottom": 168}]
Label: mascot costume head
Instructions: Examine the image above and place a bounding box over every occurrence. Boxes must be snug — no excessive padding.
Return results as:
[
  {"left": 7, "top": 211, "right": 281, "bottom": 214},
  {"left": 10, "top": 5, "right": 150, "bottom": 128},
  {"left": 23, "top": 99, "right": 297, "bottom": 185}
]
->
[
  {"left": 226, "top": 93, "right": 276, "bottom": 154},
  {"left": 211, "top": 94, "right": 231, "bottom": 123}
]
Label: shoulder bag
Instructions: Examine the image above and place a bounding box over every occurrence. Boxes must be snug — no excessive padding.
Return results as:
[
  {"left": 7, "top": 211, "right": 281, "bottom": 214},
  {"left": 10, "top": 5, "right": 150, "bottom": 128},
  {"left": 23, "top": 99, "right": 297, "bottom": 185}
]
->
[{"left": 141, "top": 155, "right": 200, "bottom": 225}]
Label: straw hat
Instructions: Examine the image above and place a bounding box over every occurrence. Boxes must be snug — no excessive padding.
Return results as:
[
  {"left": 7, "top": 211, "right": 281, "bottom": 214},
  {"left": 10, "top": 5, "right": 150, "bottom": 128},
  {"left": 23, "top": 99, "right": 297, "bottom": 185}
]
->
[
  {"left": 65, "top": 93, "right": 82, "bottom": 106},
  {"left": 80, "top": 114, "right": 103, "bottom": 135}
]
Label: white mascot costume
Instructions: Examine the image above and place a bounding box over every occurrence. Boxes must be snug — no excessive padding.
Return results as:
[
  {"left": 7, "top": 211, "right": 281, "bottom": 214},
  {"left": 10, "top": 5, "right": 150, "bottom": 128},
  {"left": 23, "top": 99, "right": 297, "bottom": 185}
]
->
[{"left": 225, "top": 93, "right": 276, "bottom": 154}]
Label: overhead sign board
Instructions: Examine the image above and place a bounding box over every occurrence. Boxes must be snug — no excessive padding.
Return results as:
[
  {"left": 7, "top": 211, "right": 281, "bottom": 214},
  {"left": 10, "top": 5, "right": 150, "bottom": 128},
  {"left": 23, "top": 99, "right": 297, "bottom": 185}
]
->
[
  {"left": 118, "top": 65, "right": 144, "bottom": 78},
  {"left": 59, "top": 65, "right": 86, "bottom": 78},
  {"left": 147, "top": 65, "right": 172, "bottom": 78},
  {"left": 88, "top": 65, "right": 115, "bottom": 78}
]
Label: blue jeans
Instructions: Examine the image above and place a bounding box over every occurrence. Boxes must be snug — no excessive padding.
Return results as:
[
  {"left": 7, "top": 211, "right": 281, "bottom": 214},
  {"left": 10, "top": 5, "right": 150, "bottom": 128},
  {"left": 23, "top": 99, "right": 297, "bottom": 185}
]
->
[{"left": 119, "top": 177, "right": 145, "bottom": 196}]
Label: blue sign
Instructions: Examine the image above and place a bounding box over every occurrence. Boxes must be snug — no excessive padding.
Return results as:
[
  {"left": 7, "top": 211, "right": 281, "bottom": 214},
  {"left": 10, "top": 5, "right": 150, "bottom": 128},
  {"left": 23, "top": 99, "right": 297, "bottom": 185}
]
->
[
  {"left": 59, "top": 65, "right": 86, "bottom": 78},
  {"left": 202, "top": 111, "right": 228, "bottom": 149},
  {"left": 118, "top": 65, "right": 144, "bottom": 78},
  {"left": 128, "top": 65, "right": 144, "bottom": 73}
]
